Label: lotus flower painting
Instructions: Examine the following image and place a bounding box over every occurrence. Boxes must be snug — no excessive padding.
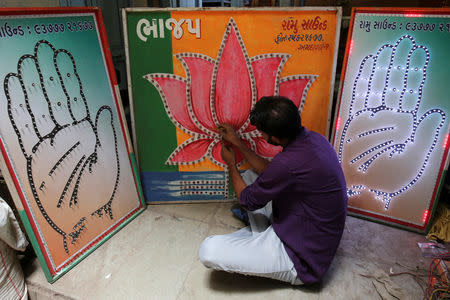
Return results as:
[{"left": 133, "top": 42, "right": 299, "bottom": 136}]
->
[
  {"left": 145, "top": 19, "right": 317, "bottom": 169},
  {"left": 125, "top": 9, "right": 342, "bottom": 202}
]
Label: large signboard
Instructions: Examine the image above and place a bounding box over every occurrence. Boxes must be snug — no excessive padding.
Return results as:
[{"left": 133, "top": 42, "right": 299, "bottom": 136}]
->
[
  {"left": 124, "top": 7, "right": 341, "bottom": 203},
  {"left": 0, "top": 7, "right": 145, "bottom": 282},
  {"left": 332, "top": 8, "right": 450, "bottom": 232}
]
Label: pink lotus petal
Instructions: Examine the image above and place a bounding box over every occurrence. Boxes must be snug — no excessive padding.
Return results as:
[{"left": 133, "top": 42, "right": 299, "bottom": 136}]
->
[
  {"left": 251, "top": 56, "right": 284, "bottom": 98},
  {"left": 240, "top": 56, "right": 285, "bottom": 134},
  {"left": 214, "top": 24, "right": 252, "bottom": 130},
  {"left": 210, "top": 139, "right": 250, "bottom": 166},
  {"left": 243, "top": 123, "right": 257, "bottom": 133},
  {"left": 279, "top": 77, "right": 312, "bottom": 109},
  {"left": 252, "top": 136, "right": 283, "bottom": 158},
  {"left": 168, "top": 138, "right": 212, "bottom": 163},
  {"left": 180, "top": 55, "right": 216, "bottom": 131},
  {"left": 145, "top": 75, "right": 205, "bottom": 135}
]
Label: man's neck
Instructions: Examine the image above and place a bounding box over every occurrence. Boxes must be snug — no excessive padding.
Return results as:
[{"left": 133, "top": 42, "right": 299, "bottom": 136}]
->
[{"left": 278, "top": 138, "right": 290, "bottom": 148}]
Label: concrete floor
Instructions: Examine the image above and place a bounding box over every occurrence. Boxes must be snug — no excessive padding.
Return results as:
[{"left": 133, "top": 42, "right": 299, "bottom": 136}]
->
[{"left": 23, "top": 202, "right": 435, "bottom": 300}]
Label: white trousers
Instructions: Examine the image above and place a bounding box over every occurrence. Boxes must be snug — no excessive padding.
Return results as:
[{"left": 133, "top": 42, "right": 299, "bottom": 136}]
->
[{"left": 198, "top": 170, "right": 302, "bottom": 285}]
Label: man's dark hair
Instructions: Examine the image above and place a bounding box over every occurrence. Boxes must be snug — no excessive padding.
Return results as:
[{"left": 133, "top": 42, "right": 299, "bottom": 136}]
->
[{"left": 249, "top": 96, "right": 302, "bottom": 140}]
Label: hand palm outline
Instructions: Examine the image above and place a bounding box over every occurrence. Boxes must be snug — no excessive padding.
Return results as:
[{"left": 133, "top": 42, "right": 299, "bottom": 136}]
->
[
  {"left": 337, "top": 35, "right": 446, "bottom": 210},
  {"left": 4, "top": 40, "right": 120, "bottom": 254}
]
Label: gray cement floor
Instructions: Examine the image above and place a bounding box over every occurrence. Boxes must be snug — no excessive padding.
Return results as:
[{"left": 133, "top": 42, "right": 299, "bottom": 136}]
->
[{"left": 24, "top": 202, "right": 436, "bottom": 299}]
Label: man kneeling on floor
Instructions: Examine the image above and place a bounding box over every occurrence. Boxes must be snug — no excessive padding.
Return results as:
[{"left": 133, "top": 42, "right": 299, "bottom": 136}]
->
[{"left": 199, "top": 96, "right": 348, "bottom": 285}]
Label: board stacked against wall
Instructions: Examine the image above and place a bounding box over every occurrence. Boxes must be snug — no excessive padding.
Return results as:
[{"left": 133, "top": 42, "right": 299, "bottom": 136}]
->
[
  {"left": 123, "top": 7, "right": 342, "bottom": 203},
  {"left": 332, "top": 7, "right": 450, "bottom": 233},
  {"left": 0, "top": 7, "right": 146, "bottom": 282}
]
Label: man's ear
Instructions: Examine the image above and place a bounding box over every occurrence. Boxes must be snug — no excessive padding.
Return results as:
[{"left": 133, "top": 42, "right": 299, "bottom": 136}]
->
[
  {"left": 270, "top": 136, "right": 282, "bottom": 145},
  {"left": 270, "top": 136, "right": 289, "bottom": 147}
]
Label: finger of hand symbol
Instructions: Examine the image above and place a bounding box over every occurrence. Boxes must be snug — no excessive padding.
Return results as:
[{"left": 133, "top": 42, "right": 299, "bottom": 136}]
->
[
  {"left": 5, "top": 74, "right": 39, "bottom": 155},
  {"left": 350, "top": 54, "right": 373, "bottom": 115},
  {"left": 34, "top": 40, "right": 75, "bottom": 125},
  {"left": 54, "top": 47, "right": 89, "bottom": 123},
  {"left": 399, "top": 45, "right": 429, "bottom": 113},
  {"left": 18, "top": 55, "right": 56, "bottom": 139},
  {"left": 87, "top": 106, "right": 119, "bottom": 219},
  {"left": 365, "top": 45, "right": 393, "bottom": 108},
  {"left": 389, "top": 36, "right": 418, "bottom": 111},
  {"left": 95, "top": 106, "right": 118, "bottom": 156}
]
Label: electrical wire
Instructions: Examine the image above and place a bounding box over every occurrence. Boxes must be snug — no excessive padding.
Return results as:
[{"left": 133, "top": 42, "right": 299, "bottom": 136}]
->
[{"left": 426, "top": 252, "right": 450, "bottom": 300}]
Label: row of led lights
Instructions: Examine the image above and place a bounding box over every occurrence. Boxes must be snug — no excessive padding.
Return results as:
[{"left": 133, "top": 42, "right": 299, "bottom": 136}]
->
[
  {"left": 353, "top": 89, "right": 420, "bottom": 96},
  {"left": 367, "top": 66, "right": 424, "bottom": 71}
]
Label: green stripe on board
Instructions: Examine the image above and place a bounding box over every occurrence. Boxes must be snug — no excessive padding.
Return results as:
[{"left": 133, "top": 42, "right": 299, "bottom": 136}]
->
[
  {"left": 50, "top": 205, "right": 146, "bottom": 282},
  {"left": 21, "top": 205, "right": 147, "bottom": 283},
  {"left": 18, "top": 210, "right": 53, "bottom": 282},
  {"left": 127, "top": 12, "right": 178, "bottom": 172},
  {"left": 426, "top": 169, "right": 448, "bottom": 234},
  {"left": 130, "top": 152, "right": 146, "bottom": 206}
]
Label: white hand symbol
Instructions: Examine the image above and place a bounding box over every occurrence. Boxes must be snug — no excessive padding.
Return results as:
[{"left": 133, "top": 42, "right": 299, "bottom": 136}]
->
[
  {"left": 4, "top": 40, "right": 120, "bottom": 253},
  {"left": 337, "top": 35, "right": 446, "bottom": 210}
]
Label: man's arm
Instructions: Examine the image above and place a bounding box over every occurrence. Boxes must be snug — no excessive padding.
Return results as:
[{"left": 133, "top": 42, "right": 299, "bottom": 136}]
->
[
  {"left": 227, "top": 163, "right": 246, "bottom": 203},
  {"left": 221, "top": 142, "right": 246, "bottom": 202},
  {"left": 218, "top": 124, "right": 269, "bottom": 175}
]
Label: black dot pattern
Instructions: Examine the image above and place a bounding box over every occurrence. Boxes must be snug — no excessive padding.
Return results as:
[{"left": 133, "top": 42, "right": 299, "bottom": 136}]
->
[
  {"left": 57, "top": 155, "right": 86, "bottom": 208},
  {"left": 26, "top": 156, "right": 68, "bottom": 252},
  {"left": 90, "top": 106, "right": 120, "bottom": 220},
  {"left": 48, "top": 141, "right": 80, "bottom": 176},
  {"left": 68, "top": 217, "right": 86, "bottom": 244},
  {"left": 53, "top": 46, "right": 91, "bottom": 123},
  {"left": 3, "top": 39, "right": 123, "bottom": 256},
  {"left": 70, "top": 153, "right": 96, "bottom": 208},
  {"left": 224, "top": 167, "right": 230, "bottom": 199},
  {"left": 179, "top": 179, "right": 226, "bottom": 196}
]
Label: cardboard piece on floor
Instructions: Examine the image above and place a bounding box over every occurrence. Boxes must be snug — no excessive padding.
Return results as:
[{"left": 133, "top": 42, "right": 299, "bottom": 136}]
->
[
  {"left": 0, "top": 7, "right": 146, "bottom": 282},
  {"left": 123, "top": 7, "right": 342, "bottom": 203},
  {"left": 332, "top": 7, "right": 450, "bottom": 233}
]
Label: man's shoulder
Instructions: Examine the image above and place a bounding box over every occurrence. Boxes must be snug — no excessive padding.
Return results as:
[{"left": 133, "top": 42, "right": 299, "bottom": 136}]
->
[
  {"left": 303, "top": 129, "right": 328, "bottom": 143},
  {"left": 271, "top": 145, "right": 306, "bottom": 171},
  {"left": 268, "top": 152, "right": 290, "bottom": 168},
  {"left": 296, "top": 129, "right": 335, "bottom": 152},
  {"left": 282, "top": 129, "right": 337, "bottom": 166}
]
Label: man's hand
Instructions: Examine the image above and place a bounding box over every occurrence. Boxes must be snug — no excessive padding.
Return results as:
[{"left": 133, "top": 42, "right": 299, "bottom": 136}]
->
[
  {"left": 221, "top": 141, "right": 236, "bottom": 166},
  {"left": 218, "top": 123, "right": 270, "bottom": 174},
  {"left": 217, "top": 123, "right": 241, "bottom": 146}
]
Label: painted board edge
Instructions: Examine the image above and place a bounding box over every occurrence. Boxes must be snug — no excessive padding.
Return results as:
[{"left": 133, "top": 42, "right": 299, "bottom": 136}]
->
[{"left": 325, "top": 6, "right": 342, "bottom": 139}]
